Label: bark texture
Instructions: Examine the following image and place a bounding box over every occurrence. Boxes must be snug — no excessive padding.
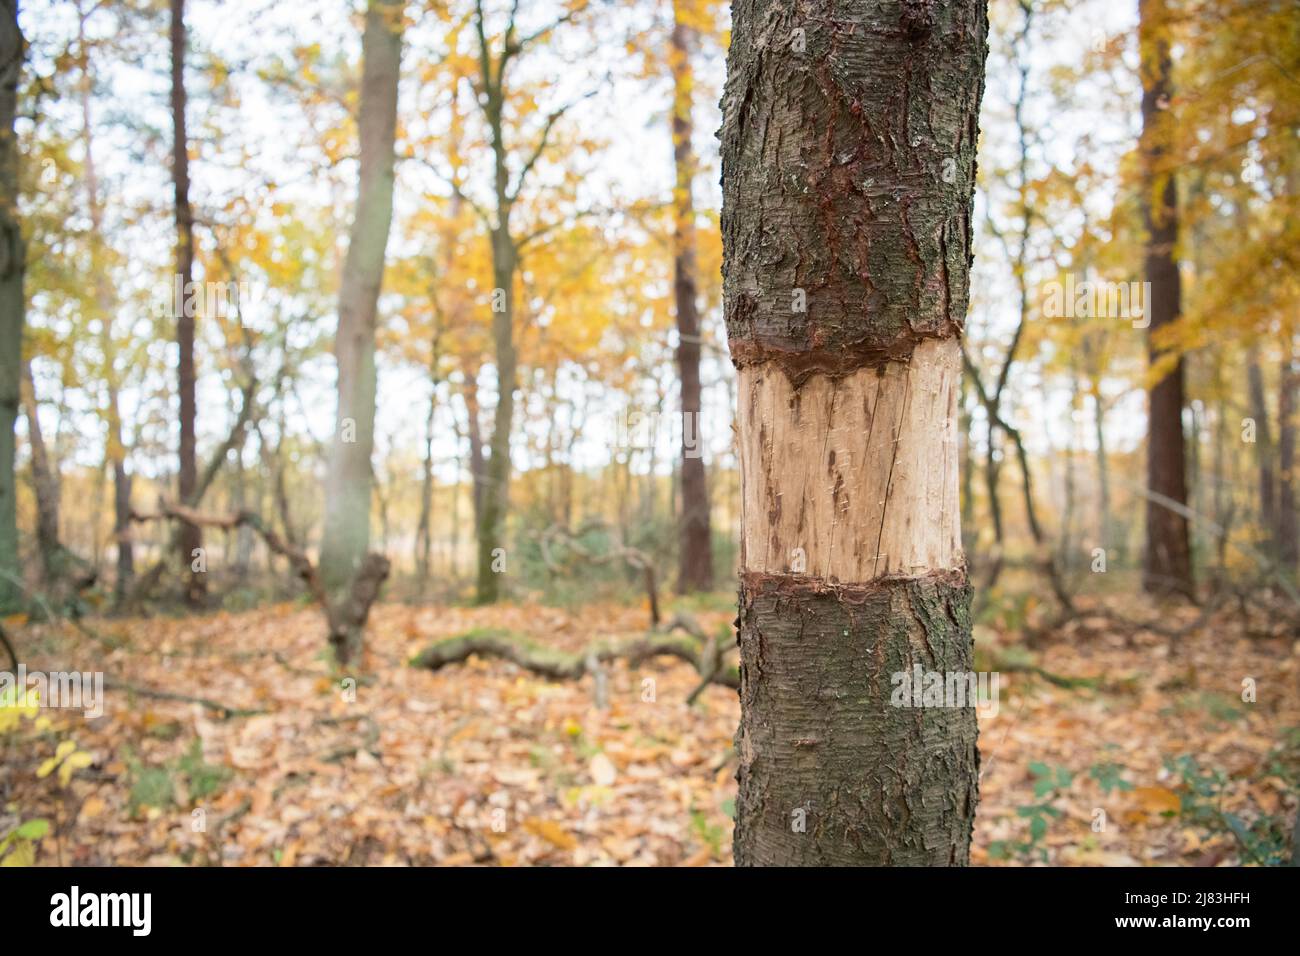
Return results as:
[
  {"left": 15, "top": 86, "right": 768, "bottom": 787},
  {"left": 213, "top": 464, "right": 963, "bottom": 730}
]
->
[
  {"left": 1138, "top": 0, "right": 1194, "bottom": 598},
  {"left": 733, "top": 572, "right": 978, "bottom": 865},
  {"left": 722, "top": 0, "right": 988, "bottom": 866},
  {"left": 722, "top": 0, "right": 985, "bottom": 382},
  {"left": 0, "top": 0, "right": 22, "bottom": 612},
  {"left": 319, "top": 0, "right": 402, "bottom": 600}
]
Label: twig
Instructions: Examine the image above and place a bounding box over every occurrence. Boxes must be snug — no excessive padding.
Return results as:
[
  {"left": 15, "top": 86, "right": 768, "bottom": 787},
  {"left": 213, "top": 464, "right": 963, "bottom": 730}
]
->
[{"left": 102, "top": 677, "right": 267, "bottom": 719}]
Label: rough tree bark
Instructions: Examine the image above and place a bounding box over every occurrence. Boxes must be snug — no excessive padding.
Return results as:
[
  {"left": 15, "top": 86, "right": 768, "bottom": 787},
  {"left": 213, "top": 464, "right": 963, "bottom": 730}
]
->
[
  {"left": 670, "top": 2, "right": 714, "bottom": 593},
  {"left": 0, "top": 0, "right": 22, "bottom": 613},
  {"left": 721, "top": 0, "right": 988, "bottom": 865},
  {"left": 319, "top": 0, "right": 403, "bottom": 623},
  {"left": 1138, "top": 0, "right": 1194, "bottom": 598},
  {"left": 170, "top": 0, "right": 204, "bottom": 605}
]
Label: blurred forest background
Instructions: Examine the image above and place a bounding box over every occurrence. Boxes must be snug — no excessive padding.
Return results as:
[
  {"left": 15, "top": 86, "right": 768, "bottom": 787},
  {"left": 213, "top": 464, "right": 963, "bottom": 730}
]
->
[{"left": 0, "top": 0, "right": 1297, "bottom": 867}]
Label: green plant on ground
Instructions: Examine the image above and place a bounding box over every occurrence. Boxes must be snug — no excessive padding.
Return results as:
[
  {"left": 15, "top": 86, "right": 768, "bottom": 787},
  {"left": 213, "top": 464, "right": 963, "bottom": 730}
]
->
[{"left": 989, "top": 762, "right": 1074, "bottom": 864}]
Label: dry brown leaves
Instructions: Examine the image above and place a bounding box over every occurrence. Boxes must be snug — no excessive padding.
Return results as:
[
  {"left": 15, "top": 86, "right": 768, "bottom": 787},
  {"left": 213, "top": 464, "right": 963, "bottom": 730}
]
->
[{"left": 4, "top": 593, "right": 1296, "bottom": 866}]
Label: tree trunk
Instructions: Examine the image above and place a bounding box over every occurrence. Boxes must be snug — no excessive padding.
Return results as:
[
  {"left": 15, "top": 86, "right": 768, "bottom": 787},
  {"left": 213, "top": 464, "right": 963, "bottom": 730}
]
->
[
  {"left": 111, "top": 458, "right": 133, "bottom": 604},
  {"left": 1279, "top": 355, "right": 1298, "bottom": 570},
  {"left": 77, "top": 6, "right": 133, "bottom": 605},
  {"left": 722, "top": 0, "right": 987, "bottom": 866},
  {"left": 1138, "top": 0, "right": 1194, "bottom": 598},
  {"left": 670, "top": 5, "right": 713, "bottom": 594},
  {"left": 1246, "top": 350, "right": 1275, "bottom": 550},
  {"left": 462, "top": 367, "right": 486, "bottom": 527},
  {"left": 170, "top": 0, "right": 204, "bottom": 605},
  {"left": 318, "top": 0, "right": 403, "bottom": 606},
  {"left": 0, "top": 0, "right": 23, "bottom": 613},
  {"left": 19, "top": 363, "right": 61, "bottom": 582},
  {"left": 415, "top": 385, "right": 436, "bottom": 592},
  {"left": 475, "top": 233, "right": 516, "bottom": 604}
]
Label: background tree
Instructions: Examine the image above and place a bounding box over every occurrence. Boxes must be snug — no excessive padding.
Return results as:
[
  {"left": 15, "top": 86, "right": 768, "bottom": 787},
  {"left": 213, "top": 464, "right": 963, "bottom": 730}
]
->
[
  {"left": 669, "top": 0, "right": 712, "bottom": 593},
  {"left": 1138, "top": 0, "right": 1193, "bottom": 597},
  {"left": 169, "top": 0, "right": 204, "bottom": 605},
  {"left": 318, "top": 0, "right": 404, "bottom": 607},
  {"left": 0, "top": 0, "right": 23, "bottom": 613}
]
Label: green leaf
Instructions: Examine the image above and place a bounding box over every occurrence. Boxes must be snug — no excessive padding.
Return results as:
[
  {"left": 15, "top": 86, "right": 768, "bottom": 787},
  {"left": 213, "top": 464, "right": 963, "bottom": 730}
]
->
[{"left": 14, "top": 819, "right": 49, "bottom": 840}]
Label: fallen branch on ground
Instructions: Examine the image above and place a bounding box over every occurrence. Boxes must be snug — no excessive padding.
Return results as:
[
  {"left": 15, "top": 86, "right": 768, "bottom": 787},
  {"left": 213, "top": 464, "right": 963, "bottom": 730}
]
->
[
  {"left": 102, "top": 677, "right": 267, "bottom": 719},
  {"left": 987, "top": 652, "right": 1103, "bottom": 691},
  {"left": 411, "top": 626, "right": 738, "bottom": 695}
]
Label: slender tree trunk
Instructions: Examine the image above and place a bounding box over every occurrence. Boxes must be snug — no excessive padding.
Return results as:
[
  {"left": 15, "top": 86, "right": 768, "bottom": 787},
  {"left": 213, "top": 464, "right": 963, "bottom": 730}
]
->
[
  {"left": 449, "top": 443, "right": 461, "bottom": 579},
  {"left": 475, "top": 230, "right": 516, "bottom": 603},
  {"left": 319, "top": 0, "right": 403, "bottom": 610},
  {"left": 0, "top": 0, "right": 23, "bottom": 612},
  {"left": 231, "top": 451, "right": 253, "bottom": 580},
  {"left": 170, "top": 0, "right": 204, "bottom": 605},
  {"left": 1246, "top": 350, "right": 1276, "bottom": 549},
  {"left": 1093, "top": 387, "right": 1111, "bottom": 552},
  {"left": 670, "top": 5, "right": 713, "bottom": 594},
  {"left": 1211, "top": 371, "right": 1229, "bottom": 588},
  {"left": 415, "top": 323, "right": 442, "bottom": 593},
  {"left": 462, "top": 368, "right": 486, "bottom": 527},
  {"left": 111, "top": 458, "right": 133, "bottom": 603},
  {"left": 722, "top": 0, "right": 987, "bottom": 865},
  {"left": 19, "top": 364, "right": 60, "bottom": 582},
  {"left": 416, "top": 385, "right": 436, "bottom": 592},
  {"left": 78, "top": 5, "right": 133, "bottom": 604},
  {"left": 1138, "top": 0, "right": 1194, "bottom": 598},
  {"left": 1279, "top": 355, "right": 1298, "bottom": 570},
  {"left": 472, "top": 40, "right": 521, "bottom": 605},
  {"left": 1061, "top": 370, "right": 1079, "bottom": 572}
]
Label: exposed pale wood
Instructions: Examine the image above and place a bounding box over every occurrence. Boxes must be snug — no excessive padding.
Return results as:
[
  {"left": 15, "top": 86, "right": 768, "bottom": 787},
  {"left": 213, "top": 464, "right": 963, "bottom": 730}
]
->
[{"left": 737, "top": 337, "right": 963, "bottom": 582}]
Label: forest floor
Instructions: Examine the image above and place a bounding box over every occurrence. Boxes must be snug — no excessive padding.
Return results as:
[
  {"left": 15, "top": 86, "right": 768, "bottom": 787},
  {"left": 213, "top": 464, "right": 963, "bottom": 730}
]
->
[{"left": 4, "top": 590, "right": 1298, "bottom": 866}]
